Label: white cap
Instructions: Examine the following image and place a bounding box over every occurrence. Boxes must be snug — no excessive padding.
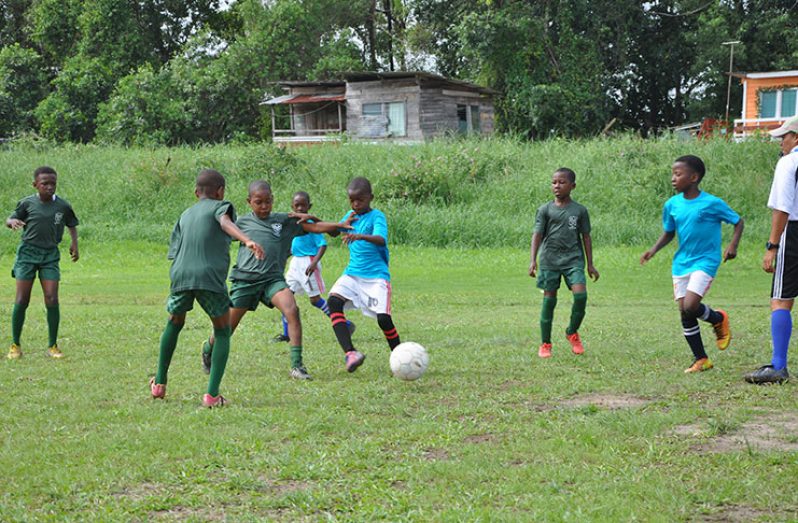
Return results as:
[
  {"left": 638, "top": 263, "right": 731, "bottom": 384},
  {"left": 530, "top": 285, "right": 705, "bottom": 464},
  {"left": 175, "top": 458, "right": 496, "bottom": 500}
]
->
[{"left": 769, "top": 115, "right": 798, "bottom": 137}]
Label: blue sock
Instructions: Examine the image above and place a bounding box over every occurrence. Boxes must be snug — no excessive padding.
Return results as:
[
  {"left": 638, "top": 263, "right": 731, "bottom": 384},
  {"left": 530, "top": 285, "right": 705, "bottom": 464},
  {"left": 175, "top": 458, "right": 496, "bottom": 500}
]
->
[
  {"left": 281, "top": 315, "right": 288, "bottom": 337},
  {"left": 771, "top": 309, "right": 791, "bottom": 370},
  {"left": 313, "top": 297, "right": 331, "bottom": 316}
]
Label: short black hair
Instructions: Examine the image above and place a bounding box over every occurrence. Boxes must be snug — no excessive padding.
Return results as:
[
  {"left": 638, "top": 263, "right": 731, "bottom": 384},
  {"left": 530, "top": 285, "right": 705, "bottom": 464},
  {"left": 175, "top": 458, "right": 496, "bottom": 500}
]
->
[
  {"left": 674, "top": 155, "right": 706, "bottom": 181},
  {"left": 248, "top": 179, "right": 272, "bottom": 196},
  {"left": 293, "top": 190, "right": 310, "bottom": 203},
  {"left": 34, "top": 166, "right": 57, "bottom": 180},
  {"left": 196, "top": 169, "right": 225, "bottom": 195},
  {"left": 554, "top": 167, "right": 576, "bottom": 183},
  {"left": 347, "top": 177, "right": 372, "bottom": 194}
]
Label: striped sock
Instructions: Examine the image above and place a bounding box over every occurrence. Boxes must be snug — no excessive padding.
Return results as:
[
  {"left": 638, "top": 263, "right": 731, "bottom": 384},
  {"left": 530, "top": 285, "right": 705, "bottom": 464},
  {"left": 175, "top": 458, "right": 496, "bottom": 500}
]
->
[
  {"left": 313, "top": 297, "right": 331, "bottom": 316},
  {"left": 698, "top": 303, "right": 723, "bottom": 325},
  {"left": 382, "top": 327, "right": 400, "bottom": 350},
  {"left": 330, "top": 311, "right": 354, "bottom": 352},
  {"left": 682, "top": 317, "right": 707, "bottom": 361}
]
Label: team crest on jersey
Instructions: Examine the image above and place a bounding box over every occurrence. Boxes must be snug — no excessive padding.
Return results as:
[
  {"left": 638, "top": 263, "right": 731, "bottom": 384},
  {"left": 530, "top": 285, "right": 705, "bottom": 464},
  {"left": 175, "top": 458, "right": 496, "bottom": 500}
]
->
[
  {"left": 54, "top": 212, "right": 64, "bottom": 225},
  {"left": 568, "top": 215, "right": 578, "bottom": 229},
  {"left": 271, "top": 223, "right": 283, "bottom": 236}
]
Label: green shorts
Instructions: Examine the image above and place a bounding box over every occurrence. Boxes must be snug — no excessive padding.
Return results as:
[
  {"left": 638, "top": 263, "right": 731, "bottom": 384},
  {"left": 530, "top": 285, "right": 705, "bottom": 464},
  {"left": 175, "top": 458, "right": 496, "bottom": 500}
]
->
[
  {"left": 229, "top": 278, "right": 289, "bottom": 311},
  {"left": 166, "top": 290, "right": 231, "bottom": 319},
  {"left": 536, "top": 267, "right": 586, "bottom": 291},
  {"left": 12, "top": 243, "right": 60, "bottom": 281}
]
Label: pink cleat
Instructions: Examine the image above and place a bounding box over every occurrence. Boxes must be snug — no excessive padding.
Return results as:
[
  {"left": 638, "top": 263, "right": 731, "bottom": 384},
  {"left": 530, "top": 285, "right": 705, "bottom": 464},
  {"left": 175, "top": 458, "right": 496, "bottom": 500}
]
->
[
  {"left": 202, "top": 394, "right": 227, "bottom": 408},
  {"left": 538, "top": 343, "right": 552, "bottom": 358},
  {"left": 566, "top": 332, "right": 585, "bottom": 355},
  {"left": 344, "top": 350, "right": 365, "bottom": 372},
  {"left": 149, "top": 377, "right": 165, "bottom": 399}
]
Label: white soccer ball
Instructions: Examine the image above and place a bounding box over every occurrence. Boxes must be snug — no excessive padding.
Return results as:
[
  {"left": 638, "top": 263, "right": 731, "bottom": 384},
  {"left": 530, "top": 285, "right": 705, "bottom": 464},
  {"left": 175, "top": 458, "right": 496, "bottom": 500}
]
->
[{"left": 389, "top": 342, "right": 429, "bottom": 381}]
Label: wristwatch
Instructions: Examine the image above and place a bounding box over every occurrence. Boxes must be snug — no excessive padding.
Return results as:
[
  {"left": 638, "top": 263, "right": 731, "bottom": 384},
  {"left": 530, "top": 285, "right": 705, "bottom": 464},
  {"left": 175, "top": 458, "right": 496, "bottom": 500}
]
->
[{"left": 766, "top": 242, "right": 780, "bottom": 251}]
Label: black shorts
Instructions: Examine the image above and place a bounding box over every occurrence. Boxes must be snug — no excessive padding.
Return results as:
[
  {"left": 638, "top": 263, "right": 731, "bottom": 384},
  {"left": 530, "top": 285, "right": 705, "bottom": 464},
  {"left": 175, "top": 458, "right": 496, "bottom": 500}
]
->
[{"left": 771, "top": 221, "right": 798, "bottom": 299}]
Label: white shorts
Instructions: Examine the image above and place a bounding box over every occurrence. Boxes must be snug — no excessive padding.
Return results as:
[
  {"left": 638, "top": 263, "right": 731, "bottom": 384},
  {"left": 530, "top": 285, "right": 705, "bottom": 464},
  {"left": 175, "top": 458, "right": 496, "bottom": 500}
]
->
[
  {"left": 672, "top": 270, "right": 714, "bottom": 300},
  {"left": 286, "top": 256, "right": 326, "bottom": 297},
  {"left": 329, "top": 274, "right": 392, "bottom": 318}
]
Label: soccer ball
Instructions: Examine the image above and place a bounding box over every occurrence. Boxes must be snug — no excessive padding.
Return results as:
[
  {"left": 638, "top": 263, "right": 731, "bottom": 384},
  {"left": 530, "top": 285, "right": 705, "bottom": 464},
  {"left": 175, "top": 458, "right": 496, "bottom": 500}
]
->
[{"left": 389, "top": 342, "right": 429, "bottom": 381}]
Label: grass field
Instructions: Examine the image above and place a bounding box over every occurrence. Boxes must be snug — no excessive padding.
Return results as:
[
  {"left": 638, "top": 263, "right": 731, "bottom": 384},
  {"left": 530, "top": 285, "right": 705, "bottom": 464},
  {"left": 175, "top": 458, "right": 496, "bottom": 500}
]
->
[{"left": 1, "top": 240, "right": 796, "bottom": 521}]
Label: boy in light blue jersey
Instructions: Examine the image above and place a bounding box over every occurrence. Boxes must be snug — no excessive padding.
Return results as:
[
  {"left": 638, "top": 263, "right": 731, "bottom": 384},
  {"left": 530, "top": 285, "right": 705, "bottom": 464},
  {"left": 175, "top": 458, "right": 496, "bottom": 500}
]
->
[
  {"left": 327, "top": 177, "right": 398, "bottom": 372},
  {"left": 641, "top": 155, "right": 744, "bottom": 373},
  {"left": 274, "top": 191, "right": 354, "bottom": 341}
]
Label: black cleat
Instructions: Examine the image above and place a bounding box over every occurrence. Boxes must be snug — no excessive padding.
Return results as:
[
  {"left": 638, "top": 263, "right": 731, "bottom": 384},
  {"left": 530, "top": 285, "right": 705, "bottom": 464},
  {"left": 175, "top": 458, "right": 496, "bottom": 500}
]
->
[
  {"left": 272, "top": 334, "right": 290, "bottom": 343},
  {"left": 743, "top": 365, "right": 790, "bottom": 385}
]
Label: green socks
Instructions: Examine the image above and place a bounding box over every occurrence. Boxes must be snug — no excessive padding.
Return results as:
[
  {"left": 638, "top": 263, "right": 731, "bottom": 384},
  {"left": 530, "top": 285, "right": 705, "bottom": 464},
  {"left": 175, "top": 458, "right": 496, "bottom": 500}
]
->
[
  {"left": 207, "top": 326, "right": 231, "bottom": 397},
  {"left": 11, "top": 303, "right": 62, "bottom": 347},
  {"left": 540, "top": 296, "right": 557, "bottom": 344},
  {"left": 46, "top": 304, "right": 59, "bottom": 347},
  {"left": 155, "top": 320, "right": 184, "bottom": 385},
  {"left": 567, "top": 292, "right": 587, "bottom": 335},
  {"left": 11, "top": 303, "right": 27, "bottom": 346},
  {"left": 290, "top": 346, "right": 303, "bottom": 369}
]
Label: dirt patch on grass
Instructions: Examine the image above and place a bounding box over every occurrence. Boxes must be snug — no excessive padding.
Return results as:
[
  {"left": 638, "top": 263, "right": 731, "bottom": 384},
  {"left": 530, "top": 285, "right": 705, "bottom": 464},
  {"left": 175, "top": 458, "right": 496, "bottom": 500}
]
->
[
  {"left": 113, "top": 482, "right": 161, "bottom": 501},
  {"left": 464, "top": 433, "right": 496, "bottom": 444},
  {"left": 256, "top": 477, "right": 312, "bottom": 495},
  {"left": 675, "top": 412, "right": 798, "bottom": 453},
  {"left": 560, "top": 393, "right": 651, "bottom": 410},
  {"left": 697, "top": 504, "right": 795, "bottom": 522},
  {"left": 150, "top": 506, "right": 226, "bottom": 521},
  {"left": 422, "top": 448, "right": 450, "bottom": 461}
]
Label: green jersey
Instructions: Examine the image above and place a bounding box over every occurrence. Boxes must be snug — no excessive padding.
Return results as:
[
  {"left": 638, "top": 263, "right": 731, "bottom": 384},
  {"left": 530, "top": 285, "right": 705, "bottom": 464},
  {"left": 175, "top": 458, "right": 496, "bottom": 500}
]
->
[
  {"left": 534, "top": 200, "right": 591, "bottom": 270},
  {"left": 229, "top": 212, "right": 304, "bottom": 282},
  {"left": 9, "top": 195, "right": 79, "bottom": 249},
  {"left": 167, "top": 199, "right": 235, "bottom": 294}
]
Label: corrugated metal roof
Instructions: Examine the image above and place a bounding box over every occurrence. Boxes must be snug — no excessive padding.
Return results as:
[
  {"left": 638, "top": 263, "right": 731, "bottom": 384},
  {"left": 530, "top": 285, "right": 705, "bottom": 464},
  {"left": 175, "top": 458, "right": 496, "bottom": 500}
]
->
[{"left": 262, "top": 93, "right": 345, "bottom": 105}]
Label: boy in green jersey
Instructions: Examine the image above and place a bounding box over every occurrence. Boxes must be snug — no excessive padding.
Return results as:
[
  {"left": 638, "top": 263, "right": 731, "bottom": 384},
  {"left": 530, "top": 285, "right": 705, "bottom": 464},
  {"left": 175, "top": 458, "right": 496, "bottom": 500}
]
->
[
  {"left": 150, "top": 169, "right": 265, "bottom": 408},
  {"left": 202, "top": 180, "right": 348, "bottom": 380},
  {"left": 6, "top": 166, "right": 79, "bottom": 359},
  {"left": 529, "top": 167, "right": 599, "bottom": 358}
]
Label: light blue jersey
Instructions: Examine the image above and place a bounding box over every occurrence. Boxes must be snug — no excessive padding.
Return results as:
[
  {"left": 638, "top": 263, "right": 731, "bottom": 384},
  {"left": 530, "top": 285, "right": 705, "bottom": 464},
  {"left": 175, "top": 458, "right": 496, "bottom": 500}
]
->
[
  {"left": 663, "top": 191, "right": 740, "bottom": 277},
  {"left": 291, "top": 231, "right": 326, "bottom": 257},
  {"left": 341, "top": 209, "right": 390, "bottom": 280}
]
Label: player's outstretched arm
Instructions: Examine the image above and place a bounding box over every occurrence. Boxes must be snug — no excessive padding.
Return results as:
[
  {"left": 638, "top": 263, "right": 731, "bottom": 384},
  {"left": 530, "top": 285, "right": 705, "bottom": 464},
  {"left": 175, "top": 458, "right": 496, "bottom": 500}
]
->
[
  {"left": 724, "top": 217, "right": 744, "bottom": 262},
  {"left": 529, "top": 232, "right": 543, "bottom": 277},
  {"left": 68, "top": 226, "right": 79, "bottom": 262},
  {"left": 342, "top": 233, "right": 384, "bottom": 246},
  {"left": 219, "top": 215, "right": 265, "bottom": 260},
  {"left": 582, "top": 233, "right": 599, "bottom": 281},
  {"left": 640, "top": 231, "right": 675, "bottom": 265},
  {"left": 301, "top": 220, "right": 353, "bottom": 235}
]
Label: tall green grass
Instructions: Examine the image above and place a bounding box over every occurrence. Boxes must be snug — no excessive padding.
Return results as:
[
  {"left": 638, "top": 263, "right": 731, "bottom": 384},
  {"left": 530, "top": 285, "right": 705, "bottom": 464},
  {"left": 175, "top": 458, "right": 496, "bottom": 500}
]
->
[{"left": 0, "top": 136, "right": 778, "bottom": 251}]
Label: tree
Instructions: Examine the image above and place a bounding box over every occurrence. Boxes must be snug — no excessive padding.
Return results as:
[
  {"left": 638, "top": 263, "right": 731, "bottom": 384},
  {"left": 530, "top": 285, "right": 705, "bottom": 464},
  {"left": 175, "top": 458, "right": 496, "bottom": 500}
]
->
[{"left": 0, "top": 44, "right": 47, "bottom": 136}]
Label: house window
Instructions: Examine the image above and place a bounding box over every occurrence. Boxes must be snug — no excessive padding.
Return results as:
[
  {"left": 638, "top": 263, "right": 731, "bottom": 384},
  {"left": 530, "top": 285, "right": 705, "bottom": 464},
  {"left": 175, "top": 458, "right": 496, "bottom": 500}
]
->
[
  {"left": 363, "top": 103, "right": 382, "bottom": 116},
  {"left": 760, "top": 91, "right": 777, "bottom": 118},
  {"left": 759, "top": 88, "right": 798, "bottom": 119},
  {"left": 361, "top": 102, "right": 406, "bottom": 137},
  {"left": 458, "top": 104, "right": 481, "bottom": 134},
  {"left": 470, "top": 105, "right": 481, "bottom": 132},
  {"left": 783, "top": 89, "right": 797, "bottom": 118}
]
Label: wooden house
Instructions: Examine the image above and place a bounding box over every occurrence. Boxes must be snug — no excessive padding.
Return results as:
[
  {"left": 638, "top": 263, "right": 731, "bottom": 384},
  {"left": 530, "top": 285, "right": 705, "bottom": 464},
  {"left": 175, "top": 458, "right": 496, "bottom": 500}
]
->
[
  {"left": 733, "top": 70, "right": 798, "bottom": 139},
  {"left": 263, "top": 72, "right": 496, "bottom": 144}
]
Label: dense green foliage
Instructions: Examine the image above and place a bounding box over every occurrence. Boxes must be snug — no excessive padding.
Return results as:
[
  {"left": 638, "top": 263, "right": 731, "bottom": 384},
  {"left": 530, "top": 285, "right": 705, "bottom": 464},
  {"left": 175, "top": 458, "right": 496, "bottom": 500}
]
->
[
  {"left": 0, "top": 137, "right": 780, "bottom": 250},
  {"left": 0, "top": 0, "right": 796, "bottom": 143}
]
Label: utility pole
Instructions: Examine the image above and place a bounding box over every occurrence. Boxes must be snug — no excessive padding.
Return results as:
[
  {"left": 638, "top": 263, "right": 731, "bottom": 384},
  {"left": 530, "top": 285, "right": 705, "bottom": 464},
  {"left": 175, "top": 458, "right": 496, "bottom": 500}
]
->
[{"left": 722, "top": 40, "right": 741, "bottom": 125}]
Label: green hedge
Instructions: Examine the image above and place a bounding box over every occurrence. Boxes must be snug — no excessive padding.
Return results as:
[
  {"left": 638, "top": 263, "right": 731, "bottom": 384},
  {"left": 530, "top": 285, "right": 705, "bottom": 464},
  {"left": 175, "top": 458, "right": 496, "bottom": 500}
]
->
[{"left": 0, "top": 136, "right": 779, "bottom": 250}]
